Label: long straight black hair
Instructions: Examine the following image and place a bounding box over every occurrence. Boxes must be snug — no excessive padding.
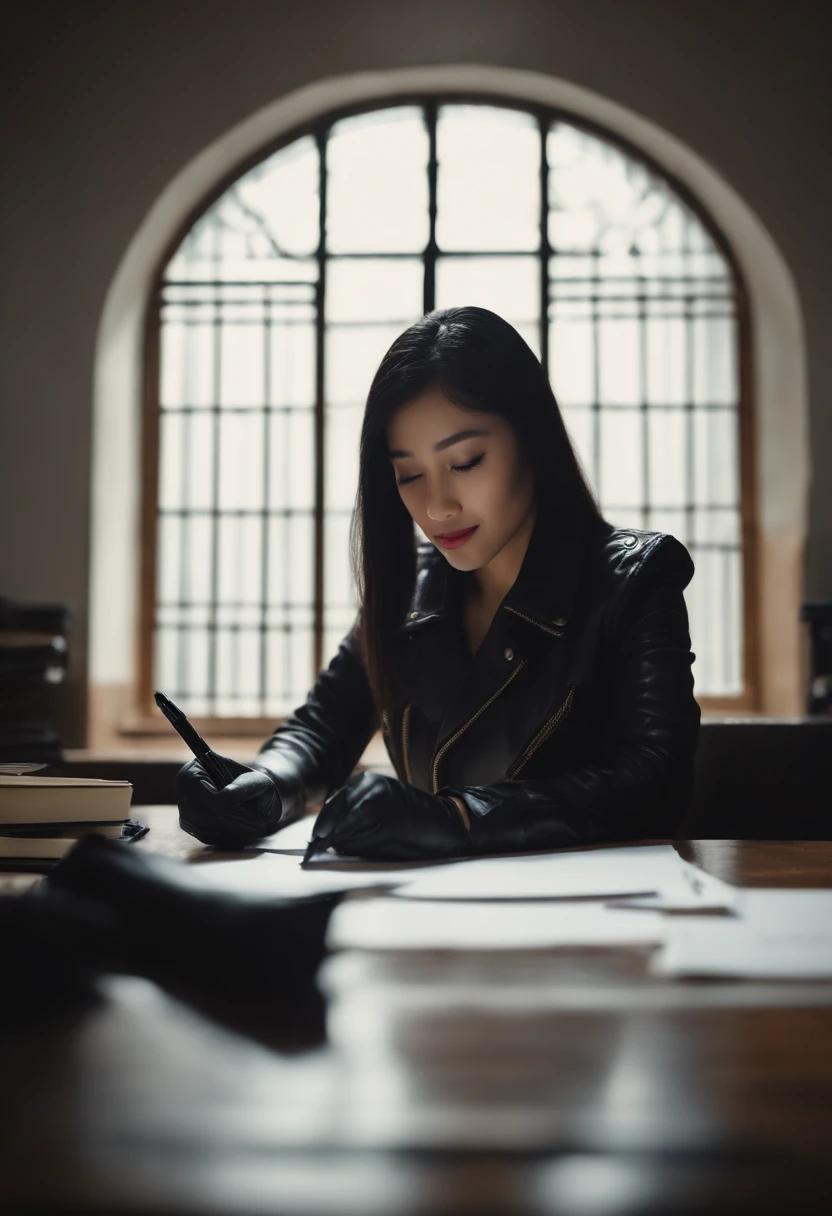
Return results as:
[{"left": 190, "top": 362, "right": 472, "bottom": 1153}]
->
[{"left": 349, "top": 306, "right": 604, "bottom": 722}]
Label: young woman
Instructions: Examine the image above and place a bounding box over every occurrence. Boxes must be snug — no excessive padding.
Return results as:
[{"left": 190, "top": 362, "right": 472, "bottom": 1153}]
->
[{"left": 176, "top": 307, "right": 700, "bottom": 859}]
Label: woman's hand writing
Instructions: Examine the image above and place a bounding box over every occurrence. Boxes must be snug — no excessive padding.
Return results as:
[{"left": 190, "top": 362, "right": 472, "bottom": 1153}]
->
[
  {"left": 175, "top": 755, "right": 282, "bottom": 848},
  {"left": 307, "top": 771, "right": 470, "bottom": 861}
]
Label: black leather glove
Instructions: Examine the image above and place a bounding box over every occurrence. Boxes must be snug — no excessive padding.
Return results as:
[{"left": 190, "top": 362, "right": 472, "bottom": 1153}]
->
[
  {"left": 307, "top": 771, "right": 470, "bottom": 862},
  {"left": 175, "top": 754, "right": 283, "bottom": 848}
]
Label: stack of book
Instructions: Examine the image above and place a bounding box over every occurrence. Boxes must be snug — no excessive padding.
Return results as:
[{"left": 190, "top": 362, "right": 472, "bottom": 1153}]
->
[
  {"left": 0, "top": 771, "right": 146, "bottom": 869},
  {"left": 0, "top": 596, "right": 73, "bottom": 763}
]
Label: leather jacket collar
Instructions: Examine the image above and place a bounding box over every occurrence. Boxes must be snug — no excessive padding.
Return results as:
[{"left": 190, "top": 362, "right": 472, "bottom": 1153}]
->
[{"left": 398, "top": 503, "right": 600, "bottom": 637}]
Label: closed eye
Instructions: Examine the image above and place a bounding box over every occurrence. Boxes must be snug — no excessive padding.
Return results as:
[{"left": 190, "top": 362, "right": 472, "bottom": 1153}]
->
[{"left": 397, "top": 454, "right": 484, "bottom": 487}]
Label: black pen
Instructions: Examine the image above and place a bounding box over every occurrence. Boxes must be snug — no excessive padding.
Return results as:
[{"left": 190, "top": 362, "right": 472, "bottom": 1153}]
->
[
  {"left": 302, "top": 836, "right": 322, "bottom": 865},
  {"left": 154, "top": 690, "right": 234, "bottom": 789},
  {"left": 302, "top": 831, "right": 334, "bottom": 865},
  {"left": 302, "top": 785, "right": 347, "bottom": 863}
]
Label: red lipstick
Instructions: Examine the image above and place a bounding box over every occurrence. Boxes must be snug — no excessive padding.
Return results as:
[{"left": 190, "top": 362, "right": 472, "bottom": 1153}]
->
[{"left": 435, "top": 526, "right": 479, "bottom": 550}]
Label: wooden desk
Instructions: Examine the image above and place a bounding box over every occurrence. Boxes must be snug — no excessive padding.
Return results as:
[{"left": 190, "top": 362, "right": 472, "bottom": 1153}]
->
[{"left": 1, "top": 810, "right": 831, "bottom": 1214}]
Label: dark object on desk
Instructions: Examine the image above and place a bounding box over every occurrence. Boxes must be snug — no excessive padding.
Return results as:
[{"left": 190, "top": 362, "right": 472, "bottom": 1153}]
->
[
  {"left": 45, "top": 835, "right": 340, "bottom": 1042},
  {"left": 802, "top": 600, "right": 832, "bottom": 715},
  {"left": 0, "top": 595, "right": 73, "bottom": 763},
  {"left": 0, "top": 884, "right": 122, "bottom": 1027}
]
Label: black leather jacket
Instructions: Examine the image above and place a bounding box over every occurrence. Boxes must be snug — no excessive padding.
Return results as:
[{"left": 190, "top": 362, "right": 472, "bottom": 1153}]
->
[{"left": 254, "top": 511, "right": 700, "bottom": 852}]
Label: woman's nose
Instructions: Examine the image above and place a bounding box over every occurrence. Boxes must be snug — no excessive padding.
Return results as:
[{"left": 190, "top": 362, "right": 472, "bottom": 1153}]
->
[{"left": 425, "top": 479, "right": 462, "bottom": 520}]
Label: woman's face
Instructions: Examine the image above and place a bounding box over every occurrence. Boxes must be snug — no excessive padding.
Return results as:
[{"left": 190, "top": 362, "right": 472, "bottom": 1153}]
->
[{"left": 386, "top": 385, "right": 536, "bottom": 572}]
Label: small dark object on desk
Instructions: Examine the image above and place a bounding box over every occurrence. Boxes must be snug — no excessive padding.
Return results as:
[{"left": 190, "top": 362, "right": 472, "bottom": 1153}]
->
[
  {"left": 44, "top": 835, "right": 341, "bottom": 1040},
  {"left": 0, "top": 883, "right": 123, "bottom": 1027}
]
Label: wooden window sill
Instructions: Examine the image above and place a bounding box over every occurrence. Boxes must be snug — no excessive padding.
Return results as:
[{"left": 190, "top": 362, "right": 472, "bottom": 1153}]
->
[{"left": 65, "top": 729, "right": 393, "bottom": 768}]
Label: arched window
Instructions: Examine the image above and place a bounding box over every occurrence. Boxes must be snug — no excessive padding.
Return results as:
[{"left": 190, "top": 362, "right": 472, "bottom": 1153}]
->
[{"left": 142, "top": 98, "right": 753, "bottom": 722}]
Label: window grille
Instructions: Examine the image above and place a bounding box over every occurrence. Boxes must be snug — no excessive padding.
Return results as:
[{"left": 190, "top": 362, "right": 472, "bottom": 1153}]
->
[{"left": 145, "top": 99, "right": 750, "bottom": 717}]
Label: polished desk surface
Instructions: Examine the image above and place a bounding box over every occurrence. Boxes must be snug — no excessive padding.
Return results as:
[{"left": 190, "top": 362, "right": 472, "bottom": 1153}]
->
[{"left": 2, "top": 809, "right": 832, "bottom": 1215}]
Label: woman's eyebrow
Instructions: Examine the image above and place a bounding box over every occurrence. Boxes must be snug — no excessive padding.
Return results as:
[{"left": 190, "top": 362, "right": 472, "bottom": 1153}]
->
[{"left": 387, "top": 428, "right": 490, "bottom": 459}]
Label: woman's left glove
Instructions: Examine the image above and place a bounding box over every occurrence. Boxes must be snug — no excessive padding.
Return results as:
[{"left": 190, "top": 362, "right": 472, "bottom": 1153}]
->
[{"left": 307, "top": 771, "right": 470, "bottom": 862}]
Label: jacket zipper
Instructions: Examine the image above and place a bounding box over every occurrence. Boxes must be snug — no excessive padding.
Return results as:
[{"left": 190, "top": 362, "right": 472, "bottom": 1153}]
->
[
  {"left": 504, "top": 605, "right": 565, "bottom": 637},
  {"left": 430, "top": 660, "right": 527, "bottom": 793},
  {"left": 398, "top": 605, "right": 567, "bottom": 792},
  {"left": 401, "top": 703, "right": 413, "bottom": 785},
  {"left": 506, "top": 685, "right": 575, "bottom": 779}
]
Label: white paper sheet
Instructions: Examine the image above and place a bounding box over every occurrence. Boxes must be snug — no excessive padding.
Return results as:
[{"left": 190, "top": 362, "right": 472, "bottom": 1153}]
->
[
  {"left": 393, "top": 844, "right": 693, "bottom": 902},
  {"left": 246, "top": 816, "right": 315, "bottom": 853},
  {"left": 653, "top": 889, "right": 832, "bottom": 979},
  {"left": 608, "top": 859, "right": 739, "bottom": 912},
  {"left": 240, "top": 823, "right": 734, "bottom": 914},
  {"left": 327, "top": 895, "right": 665, "bottom": 951},
  {"left": 188, "top": 851, "right": 405, "bottom": 898}
]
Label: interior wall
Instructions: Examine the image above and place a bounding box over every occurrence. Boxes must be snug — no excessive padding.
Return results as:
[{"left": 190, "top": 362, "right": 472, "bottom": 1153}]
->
[{"left": 1, "top": 0, "right": 829, "bottom": 745}]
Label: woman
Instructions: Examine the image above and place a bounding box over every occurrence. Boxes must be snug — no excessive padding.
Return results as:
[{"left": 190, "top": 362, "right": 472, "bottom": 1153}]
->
[{"left": 176, "top": 306, "right": 700, "bottom": 859}]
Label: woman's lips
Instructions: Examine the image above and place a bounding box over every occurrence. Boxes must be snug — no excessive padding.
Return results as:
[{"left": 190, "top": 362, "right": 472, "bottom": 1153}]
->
[{"left": 436, "top": 526, "right": 479, "bottom": 550}]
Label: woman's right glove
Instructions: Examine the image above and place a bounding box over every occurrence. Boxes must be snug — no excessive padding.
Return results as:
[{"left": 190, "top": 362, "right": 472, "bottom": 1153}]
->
[{"left": 175, "top": 755, "right": 283, "bottom": 847}]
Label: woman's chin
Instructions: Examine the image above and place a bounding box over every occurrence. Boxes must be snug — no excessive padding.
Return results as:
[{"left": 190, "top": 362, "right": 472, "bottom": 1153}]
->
[{"left": 439, "top": 544, "right": 484, "bottom": 571}]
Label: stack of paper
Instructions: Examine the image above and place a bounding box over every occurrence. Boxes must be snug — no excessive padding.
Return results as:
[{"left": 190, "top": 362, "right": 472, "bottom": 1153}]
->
[
  {"left": 318, "top": 844, "right": 737, "bottom": 953},
  {"left": 653, "top": 889, "right": 832, "bottom": 979},
  {"left": 220, "top": 824, "right": 832, "bottom": 979},
  {"left": 391, "top": 844, "right": 738, "bottom": 910},
  {"left": 327, "top": 897, "right": 664, "bottom": 951}
]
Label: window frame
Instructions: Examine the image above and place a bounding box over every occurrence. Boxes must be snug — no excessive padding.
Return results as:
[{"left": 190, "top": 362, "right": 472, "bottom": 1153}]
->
[{"left": 136, "top": 91, "right": 758, "bottom": 733}]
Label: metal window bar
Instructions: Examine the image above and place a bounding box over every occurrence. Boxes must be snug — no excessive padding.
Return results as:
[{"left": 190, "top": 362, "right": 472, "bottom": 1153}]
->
[{"left": 145, "top": 96, "right": 750, "bottom": 716}]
